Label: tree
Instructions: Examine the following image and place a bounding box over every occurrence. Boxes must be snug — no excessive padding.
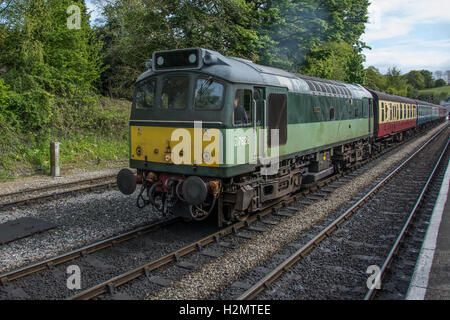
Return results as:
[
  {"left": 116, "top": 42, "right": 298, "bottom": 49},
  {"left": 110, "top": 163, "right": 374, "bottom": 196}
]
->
[
  {"left": 384, "top": 67, "right": 408, "bottom": 96},
  {"left": 301, "top": 41, "right": 366, "bottom": 85},
  {"left": 435, "top": 79, "right": 447, "bottom": 87},
  {"left": 255, "top": 0, "right": 370, "bottom": 74},
  {"left": 420, "top": 70, "right": 435, "bottom": 88},
  {"left": 97, "top": 0, "right": 263, "bottom": 98},
  {"left": 365, "top": 66, "right": 385, "bottom": 91},
  {"left": 0, "top": 0, "right": 103, "bottom": 131},
  {"left": 405, "top": 70, "right": 425, "bottom": 90}
]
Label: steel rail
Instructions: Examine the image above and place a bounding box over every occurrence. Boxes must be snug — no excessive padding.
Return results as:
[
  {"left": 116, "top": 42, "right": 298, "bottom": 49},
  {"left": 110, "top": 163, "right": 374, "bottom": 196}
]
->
[
  {"left": 68, "top": 210, "right": 277, "bottom": 300},
  {"left": 69, "top": 125, "right": 448, "bottom": 301},
  {"left": 0, "top": 217, "right": 178, "bottom": 285},
  {"left": 364, "top": 138, "right": 450, "bottom": 300},
  {"left": 0, "top": 174, "right": 117, "bottom": 199},
  {"left": 237, "top": 125, "right": 448, "bottom": 300},
  {"left": 0, "top": 176, "right": 118, "bottom": 208}
]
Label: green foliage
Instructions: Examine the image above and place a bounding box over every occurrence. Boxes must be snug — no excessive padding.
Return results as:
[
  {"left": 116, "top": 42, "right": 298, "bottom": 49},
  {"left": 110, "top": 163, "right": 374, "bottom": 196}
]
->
[
  {"left": 418, "top": 86, "right": 450, "bottom": 104},
  {"left": 98, "top": 0, "right": 263, "bottom": 99},
  {"left": 384, "top": 67, "right": 409, "bottom": 96},
  {"left": 0, "top": 0, "right": 105, "bottom": 137},
  {"left": 0, "top": 0, "right": 374, "bottom": 180},
  {"left": 435, "top": 79, "right": 447, "bottom": 87},
  {"left": 300, "top": 41, "right": 366, "bottom": 84},
  {"left": 365, "top": 66, "right": 450, "bottom": 104},
  {"left": 0, "top": 1, "right": 125, "bottom": 180},
  {"left": 98, "top": 0, "right": 371, "bottom": 98},
  {"left": 405, "top": 71, "right": 425, "bottom": 90},
  {"left": 365, "top": 66, "right": 385, "bottom": 91},
  {"left": 420, "top": 70, "right": 435, "bottom": 89}
]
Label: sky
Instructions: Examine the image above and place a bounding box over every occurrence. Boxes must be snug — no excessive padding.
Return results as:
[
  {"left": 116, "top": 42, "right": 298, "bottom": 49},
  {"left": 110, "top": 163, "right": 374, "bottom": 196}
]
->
[
  {"left": 361, "top": 0, "right": 450, "bottom": 75},
  {"left": 85, "top": 0, "right": 450, "bottom": 76}
]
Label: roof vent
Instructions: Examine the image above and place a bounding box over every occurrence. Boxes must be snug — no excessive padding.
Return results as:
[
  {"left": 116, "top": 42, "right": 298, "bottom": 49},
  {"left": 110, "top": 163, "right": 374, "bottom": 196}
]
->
[{"left": 203, "top": 52, "right": 218, "bottom": 66}]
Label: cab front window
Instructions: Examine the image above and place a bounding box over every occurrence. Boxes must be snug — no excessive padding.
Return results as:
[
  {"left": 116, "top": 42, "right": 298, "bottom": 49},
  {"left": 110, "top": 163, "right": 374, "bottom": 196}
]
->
[
  {"left": 194, "top": 78, "right": 224, "bottom": 110},
  {"left": 161, "top": 75, "right": 189, "bottom": 109},
  {"left": 135, "top": 78, "right": 156, "bottom": 109}
]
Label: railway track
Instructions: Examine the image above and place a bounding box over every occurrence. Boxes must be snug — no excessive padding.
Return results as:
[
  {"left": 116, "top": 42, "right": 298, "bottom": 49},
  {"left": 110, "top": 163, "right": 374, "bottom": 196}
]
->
[
  {"left": 0, "top": 174, "right": 118, "bottom": 210},
  {"left": 0, "top": 124, "right": 445, "bottom": 300},
  {"left": 0, "top": 217, "right": 178, "bottom": 285},
  {"left": 66, "top": 125, "right": 448, "bottom": 300},
  {"left": 235, "top": 126, "right": 449, "bottom": 300}
]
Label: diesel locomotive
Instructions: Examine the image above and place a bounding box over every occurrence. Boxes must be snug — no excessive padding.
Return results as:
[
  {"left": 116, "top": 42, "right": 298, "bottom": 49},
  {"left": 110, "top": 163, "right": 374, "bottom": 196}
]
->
[{"left": 117, "top": 48, "right": 447, "bottom": 226}]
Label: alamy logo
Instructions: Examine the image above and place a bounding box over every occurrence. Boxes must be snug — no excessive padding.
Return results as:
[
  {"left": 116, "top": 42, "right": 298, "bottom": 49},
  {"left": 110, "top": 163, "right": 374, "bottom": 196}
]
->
[
  {"left": 366, "top": 265, "right": 381, "bottom": 290},
  {"left": 67, "top": 5, "right": 81, "bottom": 30},
  {"left": 169, "top": 121, "right": 280, "bottom": 176},
  {"left": 67, "top": 265, "right": 81, "bottom": 290}
]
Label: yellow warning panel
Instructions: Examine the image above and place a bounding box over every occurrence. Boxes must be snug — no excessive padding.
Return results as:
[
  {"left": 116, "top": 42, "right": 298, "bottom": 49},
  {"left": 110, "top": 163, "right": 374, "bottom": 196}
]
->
[{"left": 130, "top": 126, "right": 220, "bottom": 167}]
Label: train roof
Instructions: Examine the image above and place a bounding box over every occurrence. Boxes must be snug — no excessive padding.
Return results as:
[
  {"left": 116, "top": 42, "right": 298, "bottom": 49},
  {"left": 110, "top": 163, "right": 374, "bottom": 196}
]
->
[
  {"left": 367, "top": 89, "right": 446, "bottom": 109},
  {"left": 368, "top": 89, "right": 417, "bottom": 104},
  {"left": 137, "top": 48, "right": 373, "bottom": 100}
]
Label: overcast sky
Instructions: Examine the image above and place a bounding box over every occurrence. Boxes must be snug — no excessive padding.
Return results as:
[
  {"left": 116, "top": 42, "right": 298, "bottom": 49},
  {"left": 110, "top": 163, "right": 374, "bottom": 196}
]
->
[{"left": 86, "top": 0, "right": 450, "bottom": 75}]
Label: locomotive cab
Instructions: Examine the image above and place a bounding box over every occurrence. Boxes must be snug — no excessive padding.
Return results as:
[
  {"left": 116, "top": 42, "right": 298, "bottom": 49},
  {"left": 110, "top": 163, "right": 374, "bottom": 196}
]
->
[{"left": 118, "top": 48, "right": 266, "bottom": 223}]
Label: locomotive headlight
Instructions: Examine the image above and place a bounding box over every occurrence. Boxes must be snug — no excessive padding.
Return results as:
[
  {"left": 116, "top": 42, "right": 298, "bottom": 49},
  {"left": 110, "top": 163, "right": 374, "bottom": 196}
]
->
[
  {"left": 136, "top": 146, "right": 143, "bottom": 157},
  {"left": 165, "top": 154, "right": 172, "bottom": 162},
  {"left": 188, "top": 53, "right": 197, "bottom": 64},
  {"left": 203, "top": 151, "right": 212, "bottom": 163},
  {"left": 157, "top": 56, "right": 165, "bottom": 66}
]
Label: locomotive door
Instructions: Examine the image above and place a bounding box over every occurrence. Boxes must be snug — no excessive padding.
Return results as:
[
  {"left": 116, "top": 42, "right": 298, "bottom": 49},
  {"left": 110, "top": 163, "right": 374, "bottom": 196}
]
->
[{"left": 253, "top": 87, "right": 266, "bottom": 162}]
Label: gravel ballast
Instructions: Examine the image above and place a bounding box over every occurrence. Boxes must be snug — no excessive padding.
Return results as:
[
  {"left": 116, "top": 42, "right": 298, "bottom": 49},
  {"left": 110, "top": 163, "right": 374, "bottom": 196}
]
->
[{"left": 0, "top": 189, "right": 162, "bottom": 274}]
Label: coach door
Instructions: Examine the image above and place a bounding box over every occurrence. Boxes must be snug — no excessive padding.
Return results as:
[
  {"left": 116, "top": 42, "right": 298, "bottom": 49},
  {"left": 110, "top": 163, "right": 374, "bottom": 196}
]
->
[{"left": 265, "top": 87, "right": 288, "bottom": 161}]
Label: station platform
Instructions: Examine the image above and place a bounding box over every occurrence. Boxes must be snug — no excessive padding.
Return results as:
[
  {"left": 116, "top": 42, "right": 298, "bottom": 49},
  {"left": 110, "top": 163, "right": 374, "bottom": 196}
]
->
[{"left": 407, "top": 157, "right": 450, "bottom": 300}]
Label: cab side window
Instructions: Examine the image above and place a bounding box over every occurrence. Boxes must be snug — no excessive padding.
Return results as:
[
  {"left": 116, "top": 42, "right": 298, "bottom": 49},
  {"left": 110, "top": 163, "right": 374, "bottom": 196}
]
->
[{"left": 233, "top": 89, "right": 252, "bottom": 126}]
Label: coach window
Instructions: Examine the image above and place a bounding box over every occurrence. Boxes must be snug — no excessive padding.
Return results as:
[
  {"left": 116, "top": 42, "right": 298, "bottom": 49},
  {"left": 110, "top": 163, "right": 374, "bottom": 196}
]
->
[
  {"left": 135, "top": 78, "right": 156, "bottom": 109},
  {"left": 381, "top": 102, "right": 385, "bottom": 122},
  {"left": 330, "top": 107, "right": 335, "bottom": 121},
  {"left": 268, "top": 93, "right": 288, "bottom": 147},
  {"left": 233, "top": 89, "right": 252, "bottom": 126}
]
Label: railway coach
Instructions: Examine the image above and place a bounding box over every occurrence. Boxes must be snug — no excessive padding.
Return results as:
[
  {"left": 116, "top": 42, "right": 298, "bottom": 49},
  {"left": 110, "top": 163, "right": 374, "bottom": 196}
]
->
[
  {"left": 367, "top": 89, "right": 417, "bottom": 148},
  {"left": 117, "top": 48, "right": 374, "bottom": 225},
  {"left": 416, "top": 100, "right": 445, "bottom": 128}
]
